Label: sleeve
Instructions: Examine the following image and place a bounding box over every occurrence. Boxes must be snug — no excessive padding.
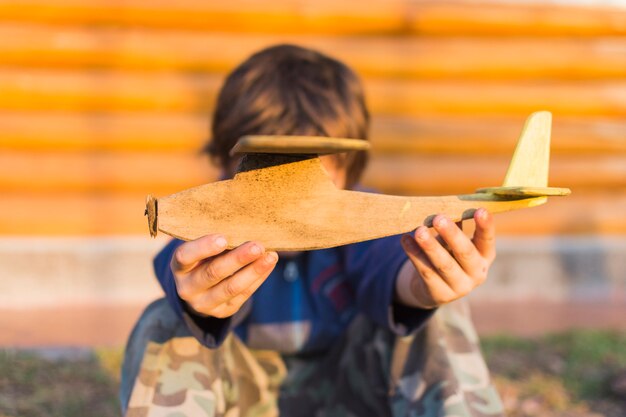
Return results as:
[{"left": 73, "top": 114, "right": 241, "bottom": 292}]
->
[
  {"left": 153, "top": 239, "right": 250, "bottom": 348},
  {"left": 343, "top": 234, "right": 435, "bottom": 336}
]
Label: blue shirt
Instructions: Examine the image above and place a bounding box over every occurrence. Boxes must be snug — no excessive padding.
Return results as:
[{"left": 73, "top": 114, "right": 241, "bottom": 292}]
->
[{"left": 154, "top": 234, "right": 434, "bottom": 354}]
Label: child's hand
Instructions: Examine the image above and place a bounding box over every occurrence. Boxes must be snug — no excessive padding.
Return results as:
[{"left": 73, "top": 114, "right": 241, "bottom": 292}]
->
[
  {"left": 171, "top": 235, "right": 278, "bottom": 318},
  {"left": 397, "top": 208, "right": 496, "bottom": 309}
]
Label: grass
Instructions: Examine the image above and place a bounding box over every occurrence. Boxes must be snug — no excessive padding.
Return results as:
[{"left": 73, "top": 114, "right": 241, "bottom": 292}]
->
[
  {"left": 0, "top": 349, "right": 122, "bottom": 417},
  {"left": 0, "top": 330, "right": 625, "bottom": 417},
  {"left": 482, "top": 330, "right": 626, "bottom": 417}
]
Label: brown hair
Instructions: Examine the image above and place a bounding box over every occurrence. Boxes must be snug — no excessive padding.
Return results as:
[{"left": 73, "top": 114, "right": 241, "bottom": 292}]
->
[{"left": 205, "top": 44, "right": 370, "bottom": 188}]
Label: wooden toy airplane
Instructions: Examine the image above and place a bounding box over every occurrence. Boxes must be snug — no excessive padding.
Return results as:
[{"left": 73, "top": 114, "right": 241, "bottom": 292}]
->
[{"left": 145, "top": 111, "right": 570, "bottom": 251}]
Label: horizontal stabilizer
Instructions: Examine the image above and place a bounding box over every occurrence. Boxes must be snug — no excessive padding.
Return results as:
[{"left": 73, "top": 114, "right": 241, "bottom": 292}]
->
[{"left": 476, "top": 186, "right": 571, "bottom": 197}]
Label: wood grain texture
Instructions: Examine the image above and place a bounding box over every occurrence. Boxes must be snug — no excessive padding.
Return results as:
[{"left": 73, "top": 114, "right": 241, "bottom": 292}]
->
[
  {"left": 152, "top": 113, "right": 570, "bottom": 249},
  {"left": 1, "top": 191, "right": 622, "bottom": 236},
  {"left": 155, "top": 157, "right": 548, "bottom": 250}
]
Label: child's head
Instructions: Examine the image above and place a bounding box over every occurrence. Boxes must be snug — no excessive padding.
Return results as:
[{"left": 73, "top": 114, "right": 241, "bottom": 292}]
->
[{"left": 204, "top": 44, "right": 370, "bottom": 189}]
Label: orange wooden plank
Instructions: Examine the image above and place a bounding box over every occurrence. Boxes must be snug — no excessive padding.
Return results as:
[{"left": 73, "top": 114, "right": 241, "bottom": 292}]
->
[
  {"left": 362, "top": 154, "right": 626, "bottom": 195},
  {"left": 411, "top": 1, "right": 626, "bottom": 36},
  {"left": 372, "top": 115, "right": 626, "bottom": 156},
  {"left": 0, "top": 191, "right": 148, "bottom": 235},
  {"left": 1, "top": 69, "right": 625, "bottom": 116},
  {"left": 0, "top": 0, "right": 404, "bottom": 34},
  {"left": 481, "top": 192, "right": 626, "bottom": 235},
  {"left": 1, "top": 191, "right": 625, "bottom": 236},
  {"left": 0, "top": 0, "right": 624, "bottom": 36},
  {"left": 0, "top": 150, "right": 623, "bottom": 195},
  {"left": 2, "top": 112, "right": 626, "bottom": 156},
  {"left": 0, "top": 112, "right": 207, "bottom": 151},
  {"left": 366, "top": 79, "right": 626, "bottom": 117},
  {"left": 2, "top": 24, "right": 626, "bottom": 80},
  {"left": 0, "top": 69, "right": 221, "bottom": 113},
  {"left": 0, "top": 151, "right": 217, "bottom": 193}
]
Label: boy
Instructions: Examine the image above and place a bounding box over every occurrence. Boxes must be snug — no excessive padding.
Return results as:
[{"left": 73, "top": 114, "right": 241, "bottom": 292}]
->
[{"left": 121, "top": 44, "right": 504, "bottom": 417}]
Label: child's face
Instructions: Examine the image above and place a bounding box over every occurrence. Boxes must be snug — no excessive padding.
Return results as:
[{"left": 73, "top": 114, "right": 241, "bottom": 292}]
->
[{"left": 319, "top": 155, "right": 348, "bottom": 190}]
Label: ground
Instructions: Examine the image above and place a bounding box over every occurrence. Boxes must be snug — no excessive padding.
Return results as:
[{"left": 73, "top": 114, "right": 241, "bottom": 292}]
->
[
  {"left": 482, "top": 331, "right": 626, "bottom": 417},
  {"left": 1, "top": 330, "right": 625, "bottom": 417}
]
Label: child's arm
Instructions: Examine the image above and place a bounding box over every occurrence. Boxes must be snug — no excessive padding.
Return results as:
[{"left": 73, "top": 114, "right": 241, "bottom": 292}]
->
[
  {"left": 395, "top": 208, "right": 496, "bottom": 309},
  {"left": 171, "top": 235, "right": 278, "bottom": 319}
]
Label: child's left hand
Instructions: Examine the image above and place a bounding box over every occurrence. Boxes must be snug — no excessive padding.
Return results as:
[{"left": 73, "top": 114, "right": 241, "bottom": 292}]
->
[{"left": 396, "top": 208, "right": 496, "bottom": 309}]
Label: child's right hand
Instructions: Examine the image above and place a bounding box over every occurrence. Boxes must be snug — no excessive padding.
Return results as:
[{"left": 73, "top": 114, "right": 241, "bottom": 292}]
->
[{"left": 170, "top": 235, "right": 278, "bottom": 318}]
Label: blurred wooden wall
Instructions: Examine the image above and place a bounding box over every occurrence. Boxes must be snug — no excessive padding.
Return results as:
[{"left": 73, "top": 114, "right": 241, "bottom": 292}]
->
[{"left": 1, "top": 0, "right": 625, "bottom": 236}]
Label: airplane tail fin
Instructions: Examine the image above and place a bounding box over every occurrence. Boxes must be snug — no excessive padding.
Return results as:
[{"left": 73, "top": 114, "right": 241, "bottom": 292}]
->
[
  {"left": 502, "top": 111, "right": 551, "bottom": 188},
  {"left": 476, "top": 111, "right": 570, "bottom": 197}
]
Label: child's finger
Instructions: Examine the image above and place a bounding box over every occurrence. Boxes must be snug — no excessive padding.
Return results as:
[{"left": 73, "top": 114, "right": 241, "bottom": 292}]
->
[
  {"left": 401, "top": 232, "right": 457, "bottom": 301},
  {"left": 413, "top": 221, "right": 482, "bottom": 297},
  {"left": 206, "top": 257, "right": 277, "bottom": 318},
  {"left": 182, "top": 241, "right": 266, "bottom": 295},
  {"left": 433, "top": 214, "right": 486, "bottom": 280},
  {"left": 472, "top": 208, "right": 496, "bottom": 262},
  {"left": 171, "top": 234, "right": 228, "bottom": 274},
  {"left": 416, "top": 220, "right": 465, "bottom": 281},
  {"left": 190, "top": 252, "right": 278, "bottom": 315}
]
